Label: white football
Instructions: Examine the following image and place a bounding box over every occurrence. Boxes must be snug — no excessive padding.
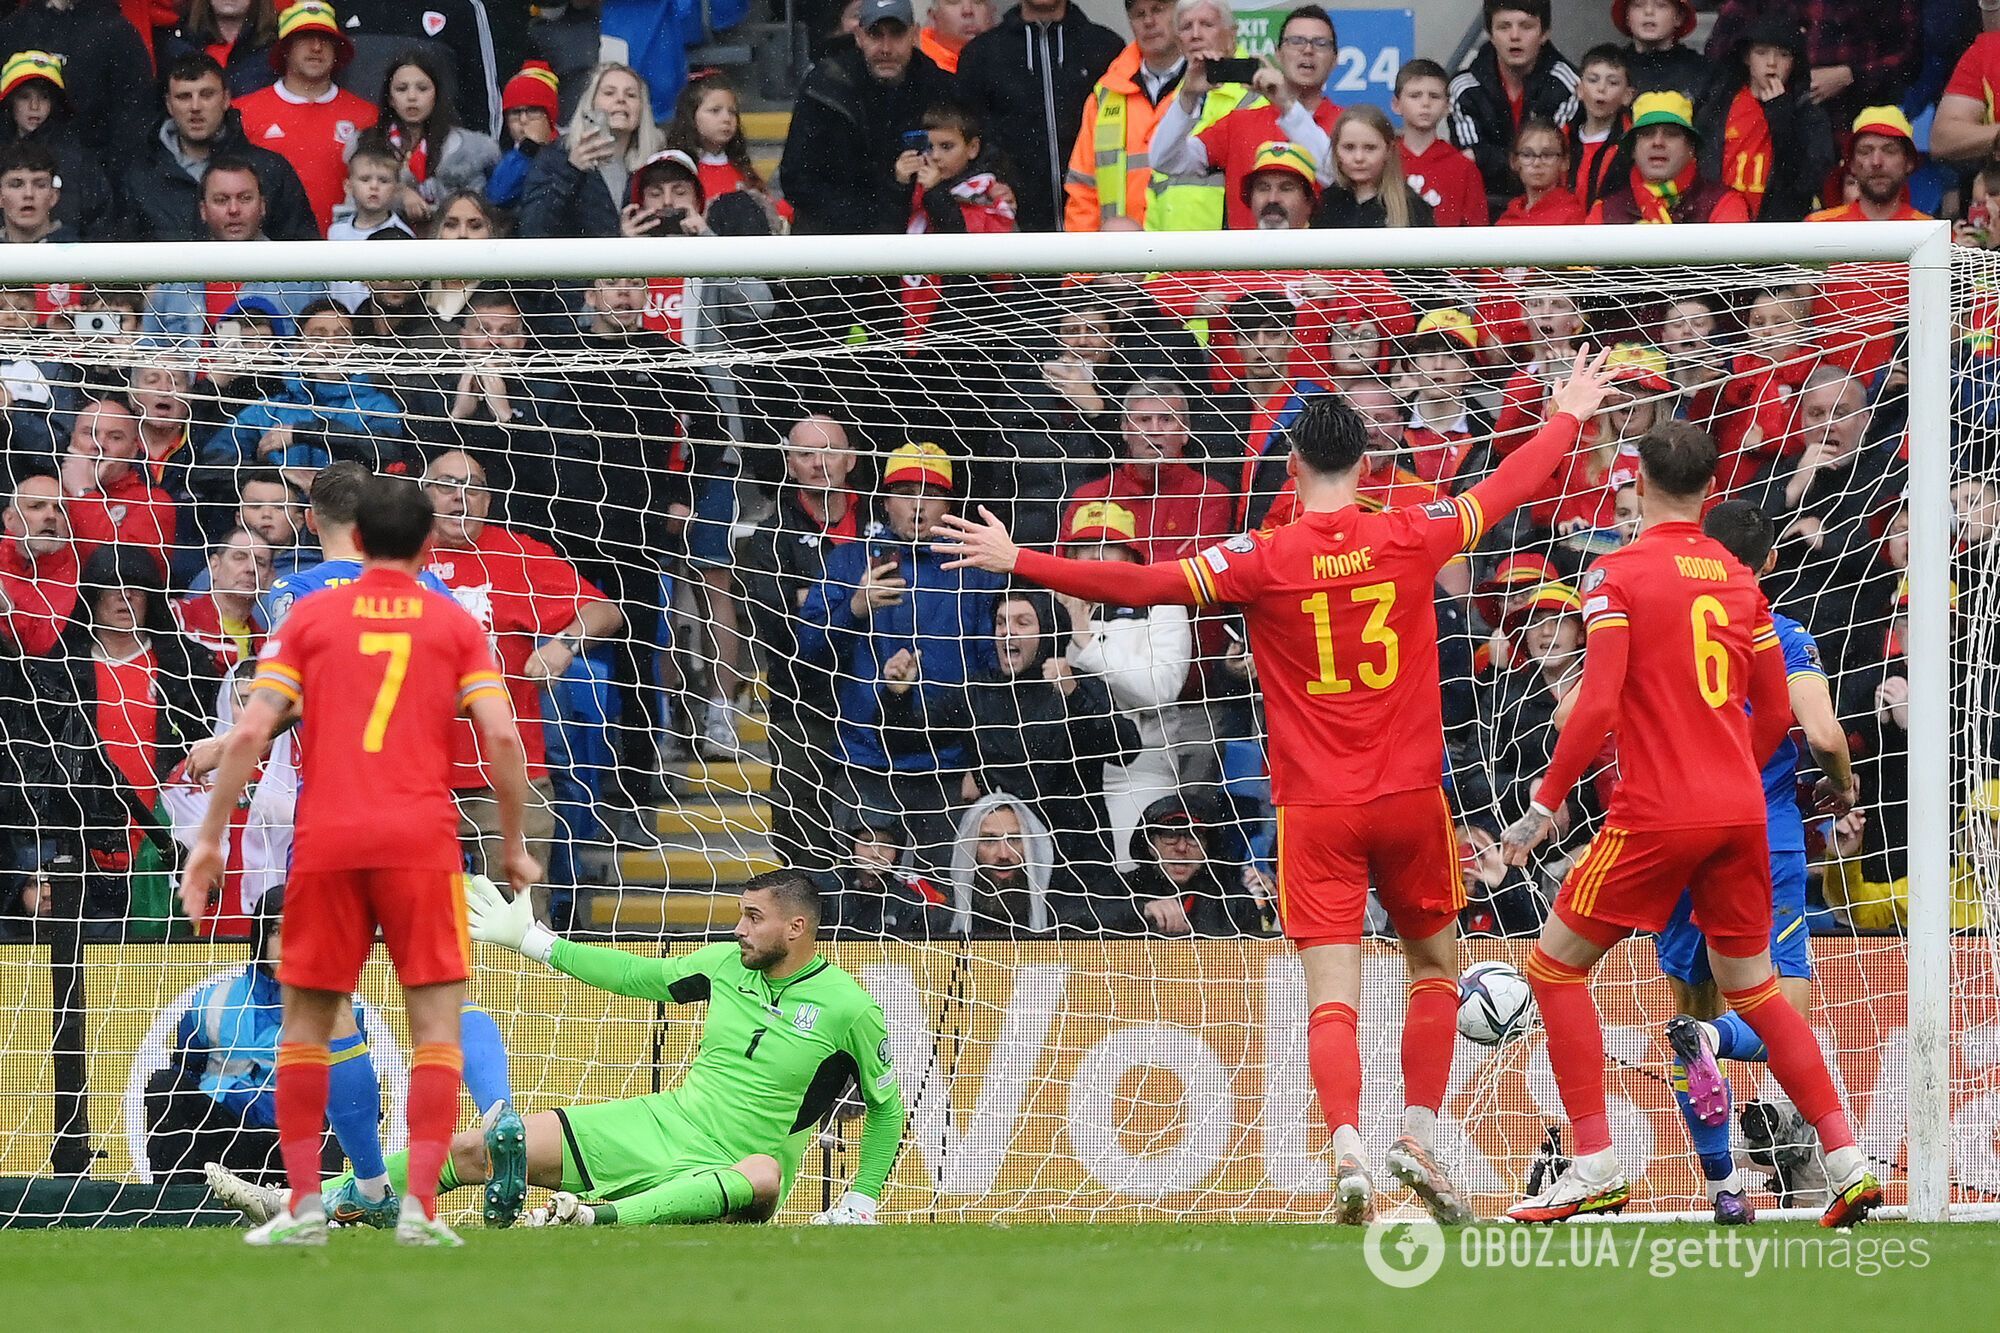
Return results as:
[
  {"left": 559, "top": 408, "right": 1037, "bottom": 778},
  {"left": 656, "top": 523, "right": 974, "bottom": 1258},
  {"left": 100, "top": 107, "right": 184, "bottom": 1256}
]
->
[{"left": 1457, "top": 960, "right": 1535, "bottom": 1046}]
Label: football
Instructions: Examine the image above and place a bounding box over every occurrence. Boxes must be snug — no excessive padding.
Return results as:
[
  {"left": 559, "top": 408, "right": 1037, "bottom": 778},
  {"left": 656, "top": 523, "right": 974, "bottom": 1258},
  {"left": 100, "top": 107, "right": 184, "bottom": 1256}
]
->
[{"left": 1457, "top": 960, "right": 1535, "bottom": 1046}]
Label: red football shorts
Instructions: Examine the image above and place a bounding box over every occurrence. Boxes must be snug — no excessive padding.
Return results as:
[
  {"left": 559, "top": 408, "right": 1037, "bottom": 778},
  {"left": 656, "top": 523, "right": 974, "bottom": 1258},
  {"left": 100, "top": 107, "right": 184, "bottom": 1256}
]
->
[
  {"left": 278, "top": 868, "right": 471, "bottom": 993},
  {"left": 1275, "top": 787, "right": 1465, "bottom": 947},
  {"left": 1556, "top": 822, "right": 1773, "bottom": 954}
]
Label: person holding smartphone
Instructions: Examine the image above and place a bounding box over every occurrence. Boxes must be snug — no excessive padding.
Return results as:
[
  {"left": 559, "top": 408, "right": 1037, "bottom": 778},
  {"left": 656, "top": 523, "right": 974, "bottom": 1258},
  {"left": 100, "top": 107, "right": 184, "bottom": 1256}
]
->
[{"left": 519, "top": 62, "right": 666, "bottom": 239}]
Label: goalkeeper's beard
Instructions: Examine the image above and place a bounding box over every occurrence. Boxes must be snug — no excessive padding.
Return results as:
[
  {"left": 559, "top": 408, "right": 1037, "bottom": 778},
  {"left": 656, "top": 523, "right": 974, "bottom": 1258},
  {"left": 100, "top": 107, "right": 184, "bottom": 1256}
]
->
[{"left": 738, "top": 936, "right": 789, "bottom": 971}]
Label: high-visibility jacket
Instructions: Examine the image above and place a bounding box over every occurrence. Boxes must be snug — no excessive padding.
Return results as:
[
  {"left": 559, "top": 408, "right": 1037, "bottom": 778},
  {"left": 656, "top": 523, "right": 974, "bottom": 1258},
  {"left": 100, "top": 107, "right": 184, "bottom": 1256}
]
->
[{"left": 1063, "top": 45, "right": 1247, "bottom": 232}]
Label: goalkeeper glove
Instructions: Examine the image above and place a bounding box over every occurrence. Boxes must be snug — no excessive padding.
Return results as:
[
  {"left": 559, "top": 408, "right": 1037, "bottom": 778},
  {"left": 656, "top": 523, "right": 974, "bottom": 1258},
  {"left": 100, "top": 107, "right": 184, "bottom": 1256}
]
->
[
  {"left": 465, "top": 873, "right": 556, "bottom": 964},
  {"left": 809, "top": 1191, "right": 878, "bottom": 1225},
  {"left": 524, "top": 1192, "right": 597, "bottom": 1227}
]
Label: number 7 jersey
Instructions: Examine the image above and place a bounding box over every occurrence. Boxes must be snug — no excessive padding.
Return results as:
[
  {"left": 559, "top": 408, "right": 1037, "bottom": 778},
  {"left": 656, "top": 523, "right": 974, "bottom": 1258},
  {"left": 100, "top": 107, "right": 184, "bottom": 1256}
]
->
[
  {"left": 1181, "top": 495, "right": 1486, "bottom": 806},
  {"left": 252, "top": 565, "right": 506, "bottom": 873}
]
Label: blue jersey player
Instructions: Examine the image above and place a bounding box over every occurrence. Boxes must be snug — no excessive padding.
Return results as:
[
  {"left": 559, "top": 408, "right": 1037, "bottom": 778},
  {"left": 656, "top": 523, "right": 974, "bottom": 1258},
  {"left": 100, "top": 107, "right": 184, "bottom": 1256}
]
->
[
  {"left": 198, "top": 463, "right": 520, "bottom": 1234},
  {"left": 1656, "top": 500, "right": 1859, "bottom": 1223}
]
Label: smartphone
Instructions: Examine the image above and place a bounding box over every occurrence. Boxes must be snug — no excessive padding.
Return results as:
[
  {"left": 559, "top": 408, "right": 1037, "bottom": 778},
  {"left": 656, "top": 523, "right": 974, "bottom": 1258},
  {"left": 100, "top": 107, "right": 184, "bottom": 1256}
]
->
[
  {"left": 74, "top": 309, "right": 122, "bottom": 336},
  {"left": 1204, "top": 56, "right": 1261, "bottom": 84},
  {"left": 653, "top": 207, "right": 688, "bottom": 232},
  {"left": 583, "top": 108, "right": 609, "bottom": 136},
  {"left": 900, "top": 129, "right": 932, "bottom": 155}
]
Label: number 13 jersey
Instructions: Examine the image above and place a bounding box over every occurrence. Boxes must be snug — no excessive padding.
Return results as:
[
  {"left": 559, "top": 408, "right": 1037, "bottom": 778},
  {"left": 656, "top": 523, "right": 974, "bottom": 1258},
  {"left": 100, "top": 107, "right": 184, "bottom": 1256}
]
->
[{"left": 1179, "top": 494, "right": 1487, "bottom": 807}]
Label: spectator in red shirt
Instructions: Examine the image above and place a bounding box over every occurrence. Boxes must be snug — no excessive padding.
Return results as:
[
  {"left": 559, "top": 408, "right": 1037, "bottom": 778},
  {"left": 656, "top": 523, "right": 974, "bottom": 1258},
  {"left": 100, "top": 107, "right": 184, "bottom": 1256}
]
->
[
  {"left": 1495, "top": 117, "right": 1586, "bottom": 225},
  {"left": 0, "top": 469, "right": 86, "bottom": 655},
  {"left": 232, "top": 0, "right": 378, "bottom": 234},
  {"left": 1391, "top": 59, "right": 1487, "bottom": 226},
  {"left": 1807, "top": 106, "right": 1929, "bottom": 379},
  {"left": 421, "top": 448, "right": 625, "bottom": 919},
  {"left": 1062, "top": 380, "right": 1233, "bottom": 563},
  {"left": 1690, "top": 12, "right": 1836, "bottom": 223},
  {"left": 1149, "top": 4, "right": 1341, "bottom": 229},
  {"left": 1587, "top": 91, "right": 1751, "bottom": 223},
  {"left": 1614, "top": 0, "right": 1704, "bottom": 98},
  {"left": 59, "top": 396, "right": 176, "bottom": 577},
  {"left": 171, "top": 527, "right": 270, "bottom": 673},
  {"left": 1562, "top": 46, "right": 1631, "bottom": 211},
  {"left": 1933, "top": 27, "right": 2000, "bottom": 163}
]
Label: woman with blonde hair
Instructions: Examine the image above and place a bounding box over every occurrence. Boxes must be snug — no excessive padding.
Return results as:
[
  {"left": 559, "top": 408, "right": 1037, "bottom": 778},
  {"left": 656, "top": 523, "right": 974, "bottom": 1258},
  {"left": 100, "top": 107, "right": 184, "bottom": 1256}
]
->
[
  {"left": 518, "top": 62, "right": 666, "bottom": 238},
  {"left": 1312, "top": 103, "right": 1433, "bottom": 229}
]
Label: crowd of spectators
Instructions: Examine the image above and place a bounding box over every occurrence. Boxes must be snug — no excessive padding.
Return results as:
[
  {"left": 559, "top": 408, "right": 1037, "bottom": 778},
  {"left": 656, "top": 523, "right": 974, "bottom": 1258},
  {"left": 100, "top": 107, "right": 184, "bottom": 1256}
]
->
[{"left": 0, "top": 0, "right": 1993, "bottom": 946}]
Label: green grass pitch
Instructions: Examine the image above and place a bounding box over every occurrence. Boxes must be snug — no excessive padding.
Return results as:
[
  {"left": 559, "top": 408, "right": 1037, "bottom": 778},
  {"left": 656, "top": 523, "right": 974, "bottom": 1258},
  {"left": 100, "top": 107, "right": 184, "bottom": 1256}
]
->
[{"left": 5, "top": 1222, "right": 1998, "bottom": 1330}]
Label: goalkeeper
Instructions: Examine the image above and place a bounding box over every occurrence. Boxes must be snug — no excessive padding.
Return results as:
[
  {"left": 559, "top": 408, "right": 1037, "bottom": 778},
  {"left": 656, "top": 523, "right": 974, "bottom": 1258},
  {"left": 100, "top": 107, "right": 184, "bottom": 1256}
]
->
[{"left": 311, "top": 870, "right": 904, "bottom": 1227}]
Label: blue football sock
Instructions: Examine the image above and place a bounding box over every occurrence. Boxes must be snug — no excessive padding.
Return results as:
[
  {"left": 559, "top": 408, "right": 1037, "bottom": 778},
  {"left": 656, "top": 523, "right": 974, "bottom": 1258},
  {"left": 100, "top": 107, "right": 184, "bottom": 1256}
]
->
[
  {"left": 1710, "top": 1011, "right": 1767, "bottom": 1062},
  {"left": 325, "top": 1030, "right": 388, "bottom": 1185},
  {"left": 1671, "top": 1063, "right": 1737, "bottom": 1183},
  {"left": 459, "top": 1005, "right": 513, "bottom": 1113}
]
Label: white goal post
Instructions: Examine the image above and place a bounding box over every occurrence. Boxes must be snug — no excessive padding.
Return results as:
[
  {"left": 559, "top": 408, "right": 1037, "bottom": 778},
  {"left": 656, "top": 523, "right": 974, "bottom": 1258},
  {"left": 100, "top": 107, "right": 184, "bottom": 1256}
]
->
[{"left": 0, "top": 220, "right": 1963, "bottom": 1223}]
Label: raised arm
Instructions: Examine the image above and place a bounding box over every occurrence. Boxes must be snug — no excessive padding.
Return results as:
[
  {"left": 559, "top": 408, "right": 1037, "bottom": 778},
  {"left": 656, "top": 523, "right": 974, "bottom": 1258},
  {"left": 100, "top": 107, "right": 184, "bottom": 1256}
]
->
[
  {"left": 932, "top": 506, "right": 1204, "bottom": 607},
  {"left": 1462, "top": 346, "right": 1615, "bottom": 532},
  {"left": 466, "top": 875, "right": 734, "bottom": 999}
]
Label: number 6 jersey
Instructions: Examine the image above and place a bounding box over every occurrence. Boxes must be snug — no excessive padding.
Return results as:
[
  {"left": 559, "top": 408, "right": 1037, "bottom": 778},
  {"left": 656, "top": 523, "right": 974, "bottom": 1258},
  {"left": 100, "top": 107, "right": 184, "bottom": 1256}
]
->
[
  {"left": 1534, "top": 520, "right": 1782, "bottom": 830},
  {"left": 252, "top": 566, "right": 505, "bottom": 872}
]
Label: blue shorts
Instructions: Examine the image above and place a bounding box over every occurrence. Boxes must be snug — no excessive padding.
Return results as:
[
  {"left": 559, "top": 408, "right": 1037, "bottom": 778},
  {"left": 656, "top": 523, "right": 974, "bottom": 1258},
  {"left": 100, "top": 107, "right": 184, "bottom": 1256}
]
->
[
  {"left": 1654, "top": 849, "right": 1812, "bottom": 985},
  {"left": 683, "top": 462, "right": 740, "bottom": 570}
]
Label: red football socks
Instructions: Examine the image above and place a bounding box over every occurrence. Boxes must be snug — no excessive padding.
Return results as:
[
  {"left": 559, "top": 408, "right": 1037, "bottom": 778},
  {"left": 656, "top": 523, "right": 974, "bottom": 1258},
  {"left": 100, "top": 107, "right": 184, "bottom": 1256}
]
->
[
  {"left": 404, "top": 1041, "right": 465, "bottom": 1220},
  {"left": 1307, "top": 1001, "right": 1361, "bottom": 1135},
  {"left": 1403, "top": 977, "right": 1459, "bottom": 1115},
  {"left": 1525, "top": 947, "right": 1612, "bottom": 1155},
  {"left": 275, "top": 1042, "right": 332, "bottom": 1214},
  {"left": 1722, "top": 977, "right": 1855, "bottom": 1153}
]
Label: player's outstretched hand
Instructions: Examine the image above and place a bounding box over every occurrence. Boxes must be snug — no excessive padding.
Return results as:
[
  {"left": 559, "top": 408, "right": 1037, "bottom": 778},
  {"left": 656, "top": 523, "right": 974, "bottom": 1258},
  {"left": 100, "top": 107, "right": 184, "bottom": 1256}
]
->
[
  {"left": 809, "top": 1191, "right": 879, "bottom": 1225},
  {"left": 1546, "top": 344, "right": 1618, "bottom": 423},
  {"left": 180, "top": 842, "right": 223, "bottom": 925},
  {"left": 931, "top": 507, "right": 1020, "bottom": 574},
  {"left": 1499, "top": 805, "right": 1555, "bottom": 868}
]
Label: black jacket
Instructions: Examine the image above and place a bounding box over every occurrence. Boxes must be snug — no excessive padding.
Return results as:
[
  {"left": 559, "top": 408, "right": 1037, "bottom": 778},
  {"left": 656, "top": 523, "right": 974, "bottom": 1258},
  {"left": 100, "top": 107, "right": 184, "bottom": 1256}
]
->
[
  {"left": 1448, "top": 41, "right": 1580, "bottom": 217},
  {"left": 0, "top": 0, "right": 155, "bottom": 176},
  {"left": 0, "top": 109, "right": 113, "bottom": 240},
  {"left": 953, "top": 3, "right": 1122, "bottom": 232},
  {"left": 153, "top": 24, "right": 277, "bottom": 98},
  {"left": 1311, "top": 184, "right": 1435, "bottom": 230},
  {"left": 516, "top": 138, "right": 624, "bottom": 238},
  {"left": 121, "top": 110, "right": 319, "bottom": 243},
  {"left": 779, "top": 44, "right": 959, "bottom": 235},
  {"left": 333, "top": 0, "right": 500, "bottom": 137},
  {"left": 1622, "top": 42, "right": 1710, "bottom": 99},
  {"left": 1691, "top": 17, "right": 1836, "bottom": 223}
]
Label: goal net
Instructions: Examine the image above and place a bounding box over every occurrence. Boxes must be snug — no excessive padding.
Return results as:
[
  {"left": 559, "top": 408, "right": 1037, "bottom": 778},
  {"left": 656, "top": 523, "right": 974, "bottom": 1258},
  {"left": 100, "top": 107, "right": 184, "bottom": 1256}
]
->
[{"left": 0, "top": 225, "right": 1985, "bottom": 1225}]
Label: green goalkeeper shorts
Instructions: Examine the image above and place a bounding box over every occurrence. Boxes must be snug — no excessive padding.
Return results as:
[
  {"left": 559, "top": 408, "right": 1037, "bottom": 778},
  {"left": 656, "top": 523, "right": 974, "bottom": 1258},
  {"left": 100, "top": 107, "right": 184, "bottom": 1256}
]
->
[{"left": 553, "top": 1093, "right": 804, "bottom": 1204}]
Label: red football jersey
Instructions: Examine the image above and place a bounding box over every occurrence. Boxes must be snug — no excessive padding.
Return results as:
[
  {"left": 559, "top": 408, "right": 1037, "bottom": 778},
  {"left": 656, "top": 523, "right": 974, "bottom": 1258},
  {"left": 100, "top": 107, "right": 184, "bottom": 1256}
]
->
[
  {"left": 252, "top": 566, "right": 506, "bottom": 872},
  {"left": 1556, "top": 521, "right": 1777, "bottom": 829},
  {"left": 1178, "top": 493, "right": 1486, "bottom": 805}
]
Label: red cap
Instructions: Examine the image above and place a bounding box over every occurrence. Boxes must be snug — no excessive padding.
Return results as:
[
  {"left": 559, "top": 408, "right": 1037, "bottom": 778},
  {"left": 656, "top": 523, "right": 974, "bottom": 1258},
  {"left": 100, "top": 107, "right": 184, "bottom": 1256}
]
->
[{"left": 503, "top": 59, "right": 560, "bottom": 123}]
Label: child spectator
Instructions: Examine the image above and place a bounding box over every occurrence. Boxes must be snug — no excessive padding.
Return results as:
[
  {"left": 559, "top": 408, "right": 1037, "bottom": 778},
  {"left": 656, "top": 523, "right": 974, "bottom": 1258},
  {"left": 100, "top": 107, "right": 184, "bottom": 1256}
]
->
[
  {"left": 488, "top": 60, "right": 559, "bottom": 210},
  {"left": 1313, "top": 104, "right": 1432, "bottom": 228},
  {"left": 1565, "top": 45, "right": 1631, "bottom": 209},
  {"left": 1391, "top": 311, "right": 1491, "bottom": 485},
  {"left": 1613, "top": 0, "right": 1704, "bottom": 98},
  {"left": 233, "top": 470, "right": 315, "bottom": 580},
  {"left": 1392, "top": 59, "right": 1487, "bottom": 226},
  {"left": 374, "top": 49, "right": 499, "bottom": 225},
  {"left": 901, "top": 104, "right": 1015, "bottom": 339},
  {"left": 326, "top": 137, "right": 408, "bottom": 239},
  {"left": 1494, "top": 285, "right": 1586, "bottom": 452},
  {"left": 1709, "top": 284, "right": 1820, "bottom": 492},
  {"left": 1657, "top": 292, "right": 1729, "bottom": 412},
  {"left": 1692, "top": 13, "right": 1836, "bottom": 222},
  {"left": 1530, "top": 344, "right": 1669, "bottom": 556},
  {"left": 1496, "top": 117, "right": 1586, "bottom": 224},
  {"left": 664, "top": 70, "right": 787, "bottom": 227},
  {"left": 0, "top": 50, "right": 114, "bottom": 240}
]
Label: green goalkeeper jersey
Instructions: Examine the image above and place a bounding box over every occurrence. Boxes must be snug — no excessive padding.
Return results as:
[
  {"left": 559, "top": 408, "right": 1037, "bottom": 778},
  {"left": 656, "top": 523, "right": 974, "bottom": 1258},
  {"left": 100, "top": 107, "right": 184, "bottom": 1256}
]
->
[{"left": 546, "top": 938, "right": 906, "bottom": 1199}]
